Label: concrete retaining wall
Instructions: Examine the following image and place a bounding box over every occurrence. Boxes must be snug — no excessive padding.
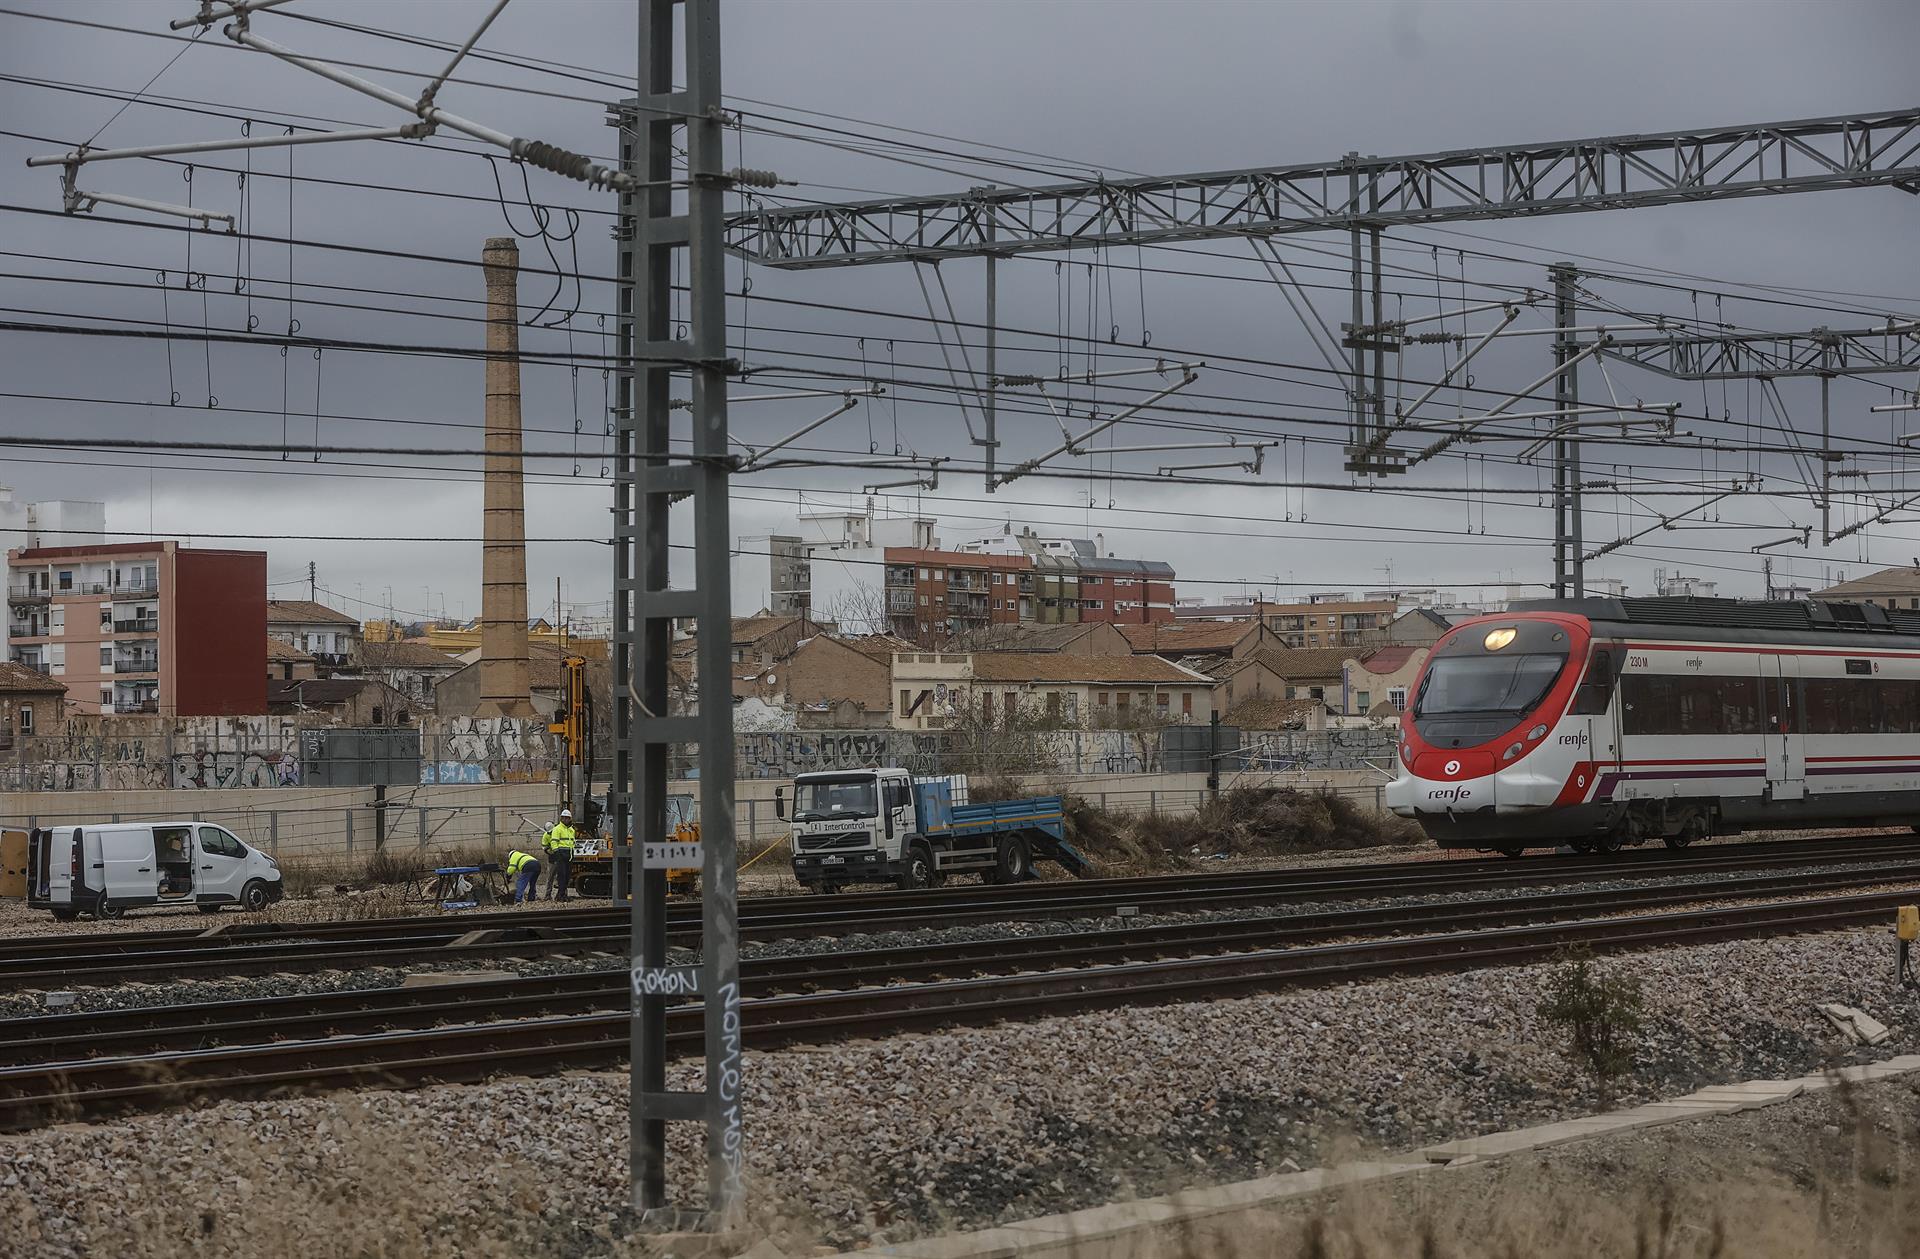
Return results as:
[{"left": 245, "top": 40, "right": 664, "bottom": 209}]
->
[{"left": 0, "top": 768, "right": 1393, "bottom": 862}]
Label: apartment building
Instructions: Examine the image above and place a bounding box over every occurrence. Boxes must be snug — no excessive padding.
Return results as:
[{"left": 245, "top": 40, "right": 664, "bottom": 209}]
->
[
  {"left": 959, "top": 526, "right": 1174, "bottom": 625},
  {"left": 5, "top": 542, "right": 266, "bottom": 716},
  {"left": 266, "top": 599, "right": 364, "bottom": 670},
  {"left": 1076, "top": 556, "right": 1176, "bottom": 625},
  {"left": 891, "top": 651, "right": 1216, "bottom": 730},
  {"left": 735, "top": 505, "right": 939, "bottom": 632},
  {"left": 884, "top": 548, "right": 1031, "bottom": 642}
]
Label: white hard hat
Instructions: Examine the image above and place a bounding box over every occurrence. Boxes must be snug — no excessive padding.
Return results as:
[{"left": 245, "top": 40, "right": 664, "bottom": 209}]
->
[{"left": 560, "top": 808, "right": 573, "bottom": 819}]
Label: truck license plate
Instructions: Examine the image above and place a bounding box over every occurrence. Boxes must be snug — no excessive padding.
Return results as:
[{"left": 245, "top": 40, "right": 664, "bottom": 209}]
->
[{"left": 822, "top": 855, "right": 845, "bottom": 864}]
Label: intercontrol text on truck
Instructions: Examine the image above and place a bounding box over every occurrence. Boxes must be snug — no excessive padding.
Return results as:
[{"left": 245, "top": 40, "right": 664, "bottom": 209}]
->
[{"left": 780, "top": 768, "right": 1090, "bottom": 891}]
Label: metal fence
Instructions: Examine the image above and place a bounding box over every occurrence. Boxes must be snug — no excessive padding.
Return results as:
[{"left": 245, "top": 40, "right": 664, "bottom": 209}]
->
[{"left": 0, "top": 721, "right": 1397, "bottom": 792}]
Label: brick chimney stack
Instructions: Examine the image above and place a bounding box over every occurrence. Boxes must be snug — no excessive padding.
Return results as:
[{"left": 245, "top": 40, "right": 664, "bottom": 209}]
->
[{"left": 476, "top": 237, "right": 535, "bottom": 719}]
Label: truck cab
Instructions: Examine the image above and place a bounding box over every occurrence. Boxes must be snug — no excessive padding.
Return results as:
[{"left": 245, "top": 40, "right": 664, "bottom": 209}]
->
[{"left": 785, "top": 768, "right": 1087, "bottom": 892}]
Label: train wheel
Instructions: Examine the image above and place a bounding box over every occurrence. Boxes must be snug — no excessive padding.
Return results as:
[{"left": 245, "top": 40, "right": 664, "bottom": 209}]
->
[
  {"left": 1496, "top": 845, "right": 1527, "bottom": 859},
  {"left": 1568, "top": 841, "right": 1595, "bottom": 855},
  {"left": 1665, "top": 817, "right": 1706, "bottom": 850},
  {"left": 1594, "top": 828, "right": 1625, "bottom": 855}
]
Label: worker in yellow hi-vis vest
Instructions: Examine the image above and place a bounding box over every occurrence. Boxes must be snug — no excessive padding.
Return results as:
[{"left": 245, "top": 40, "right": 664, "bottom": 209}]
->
[
  {"left": 541, "top": 809, "right": 577, "bottom": 902},
  {"left": 504, "top": 848, "right": 542, "bottom": 905}
]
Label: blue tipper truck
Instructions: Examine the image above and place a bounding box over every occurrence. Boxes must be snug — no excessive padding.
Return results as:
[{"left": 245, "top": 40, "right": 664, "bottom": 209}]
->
[{"left": 780, "top": 768, "right": 1091, "bottom": 891}]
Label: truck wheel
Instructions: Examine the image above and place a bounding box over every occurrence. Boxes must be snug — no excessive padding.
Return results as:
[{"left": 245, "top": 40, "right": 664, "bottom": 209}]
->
[
  {"left": 991, "top": 837, "right": 1032, "bottom": 884},
  {"left": 50, "top": 908, "right": 78, "bottom": 923},
  {"left": 239, "top": 880, "right": 271, "bottom": 912},
  {"left": 95, "top": 901, "right": 124, "bottom": 921},
  {"left": 197, "top": 903, "right": 223, "bottom": 915},
  {"left": 899, "top": 844, "right": 937, "bottom": 890}
]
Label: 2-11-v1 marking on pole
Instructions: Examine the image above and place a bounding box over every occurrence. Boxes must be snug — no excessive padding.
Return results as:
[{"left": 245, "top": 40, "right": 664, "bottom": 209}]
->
[{"left": 643, "top": 841, "right": 701, "bottom": 868}]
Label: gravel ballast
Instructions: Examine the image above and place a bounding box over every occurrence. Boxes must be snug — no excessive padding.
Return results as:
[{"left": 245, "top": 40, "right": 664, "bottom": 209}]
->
[
  {"left": 0, "top": 925, "right": 1911, "bottom": 1258},
  {"left": 7, "top": 855, "right": 1915, "bottom": 1018}
]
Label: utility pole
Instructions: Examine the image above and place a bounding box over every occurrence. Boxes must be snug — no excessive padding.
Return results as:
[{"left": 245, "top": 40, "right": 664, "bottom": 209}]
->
[
  {"left": 1551, "top": 262, "right": 1583, "bottom": 597},
  {"left": 308, "top": 560, "right": 316, "bottom": 603},
  {"left": 984, "top": 211, "right": 997, "bottom": 491},
  {"left": 616, "top": 0, "right": 741, "bottom": 1226}
]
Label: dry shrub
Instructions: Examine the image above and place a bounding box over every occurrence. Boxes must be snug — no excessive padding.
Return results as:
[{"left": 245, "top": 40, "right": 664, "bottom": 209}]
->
[
  {"left": 363, "top": 848, "right": 430, "bottom": 887},
  {"left": 1061, "top": 795, "right": 1178, "bottom": 871},
  {"left": 1133, "top": 786, "right": 1419, "bottom": 860},
  {"left": 1538, "top": 946, "right": 1644, "bottom": 1104},
  {"left": 967, "top": 772, "right": 1030, "bottom": 803}
]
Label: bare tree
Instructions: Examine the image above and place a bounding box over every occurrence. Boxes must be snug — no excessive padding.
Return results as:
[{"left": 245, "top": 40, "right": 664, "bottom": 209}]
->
[{"left": 811, "top": 581, "right": 896, "bottom": 638}]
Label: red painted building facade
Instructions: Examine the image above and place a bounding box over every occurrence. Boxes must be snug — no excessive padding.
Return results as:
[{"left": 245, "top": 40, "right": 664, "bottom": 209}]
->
[{"left": 6, "top": 542, "right": 265, "bottom": 716}]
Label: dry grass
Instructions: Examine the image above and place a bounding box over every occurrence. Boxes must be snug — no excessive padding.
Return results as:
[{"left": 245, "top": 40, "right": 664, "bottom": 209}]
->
[
  {"left": 1122, "top": 1079, "right": 1920, "bottom": 1259},
  {"left": 1066, "top": 786, "right": 1420, "bottom": 871},
  {"left": 10, "top": 1076, "right": 1917, "bottom": 1259},
  {"left": 276, "top": 843, "right": 505, "bottom": 899}
]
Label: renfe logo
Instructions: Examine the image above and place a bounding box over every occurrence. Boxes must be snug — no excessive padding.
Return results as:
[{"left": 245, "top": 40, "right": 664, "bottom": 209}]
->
[
  {"left": 1443, "top": 759, "right": 1462, "bottom": 776},
  {"left": 1558, "top": 730, "right": 1590, "bottom": 748},
  {"left": 1427, "top": 785, "right": 1472, "bottom": 802}
]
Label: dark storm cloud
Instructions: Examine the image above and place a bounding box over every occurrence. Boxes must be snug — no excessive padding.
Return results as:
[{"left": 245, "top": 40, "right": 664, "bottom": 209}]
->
[{"left": 2, "top": 0, "right": 1917, "bottom": 614}]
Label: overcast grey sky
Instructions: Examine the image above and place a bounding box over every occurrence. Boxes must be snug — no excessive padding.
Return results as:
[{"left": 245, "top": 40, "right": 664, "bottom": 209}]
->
[{"left": 3, "top": 0, "right": 1918, "bottom": 622}]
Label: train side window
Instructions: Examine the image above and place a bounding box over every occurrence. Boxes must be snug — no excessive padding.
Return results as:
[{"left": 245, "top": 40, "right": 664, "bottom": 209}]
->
[
  {"left": 1621, "top": 673, "right": 1766, "bottom": 736},
  {"left": 1569, "top": 648, "right": 1618, "bottom": 716}
]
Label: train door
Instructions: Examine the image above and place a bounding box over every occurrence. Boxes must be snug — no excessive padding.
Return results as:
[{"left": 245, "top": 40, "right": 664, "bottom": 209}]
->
[
  {"left": 1765, "top": 655, "right": 1806, "bottom": 801},
  {"left": 1570, "top": 643, "right": 1624, "bottom": 777}
]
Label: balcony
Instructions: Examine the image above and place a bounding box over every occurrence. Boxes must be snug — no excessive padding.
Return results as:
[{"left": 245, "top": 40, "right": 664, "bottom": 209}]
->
[
  {"left": 113, "top": 617, "right": 159, "bottom": 634},
  {"left": 114, "top": 658, "right": 159, "bottom": 675},
  {"left": 114, "top": 580, "right": 158, "bottom": 596},
  {"left": 6, "top": 587, "right": 48, "bottom": 605},
  {"left": 8, "top": 622, "right": 43, "bottom": 638},
  {"left": 113, "top": 699, "right": 159, "bottom": 714},
  {"left": 887, "top": 593, "right": 916, "bottom": 613},
  {"left": 8, "top": 653, "right": 48, "bottom": 674}
]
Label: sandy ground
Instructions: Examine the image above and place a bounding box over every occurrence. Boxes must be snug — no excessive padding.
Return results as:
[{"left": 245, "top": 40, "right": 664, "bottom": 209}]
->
[{"left": 1193, "top": 1073, "right": 1920, "bottom": 1259}]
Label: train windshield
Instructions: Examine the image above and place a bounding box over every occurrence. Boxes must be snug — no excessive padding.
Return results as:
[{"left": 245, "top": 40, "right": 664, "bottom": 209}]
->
[{"left": 1414, "top": 652, "right": 1567, "bottom": 740}]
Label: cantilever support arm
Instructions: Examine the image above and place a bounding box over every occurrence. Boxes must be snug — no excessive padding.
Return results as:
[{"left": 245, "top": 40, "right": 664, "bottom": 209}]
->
[
  {"left": 992, "top": 366, "right": 1202, "bottom": 488},
  {"left": 736, "top": 393, "right": 869, "bottom": 471},
  {"left": 1353, "top": 305, "right": 1520, "bottom": 463},
  {"left": 1829, "top": 487, "right": 1920, "bottom": 544},
  {"left": 1406, "top": 337, "right": 1616, "bottom": 468},
  {"left": 225, "top": 24, "right": 634, "bottom": 191},
  {"left": 1584, "top": 486, "right": 1742, "bottom": 561}
]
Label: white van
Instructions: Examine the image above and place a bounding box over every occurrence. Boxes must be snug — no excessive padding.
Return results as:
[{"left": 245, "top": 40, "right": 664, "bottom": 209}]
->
[{"left": 27, "top": 821, "right": 284, "bottom": 921}]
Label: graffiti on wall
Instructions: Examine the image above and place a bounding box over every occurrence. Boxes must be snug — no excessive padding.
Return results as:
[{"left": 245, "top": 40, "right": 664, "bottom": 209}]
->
[
  {"left": 732, "top": 730, "right": 960, "bottom": 779},
  {"left": 169, "top": 750, "right": 302, "bottom": 789},
  {"left": 425, "top": 717, "right": 556, "bottom": 784},
  {"left": 0, "top": 711, "right": 1396, "bottom": 790}
]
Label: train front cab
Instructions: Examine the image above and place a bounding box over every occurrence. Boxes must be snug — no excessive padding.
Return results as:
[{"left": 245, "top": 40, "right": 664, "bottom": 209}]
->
[{"left": 1388, "top": 613, "right": 1624, "bottom": 851}]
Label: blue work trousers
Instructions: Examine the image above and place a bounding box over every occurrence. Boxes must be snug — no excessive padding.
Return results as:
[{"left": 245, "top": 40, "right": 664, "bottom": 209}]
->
[{"left": 514, "top": 860, "right": 542, "bottom": 904}]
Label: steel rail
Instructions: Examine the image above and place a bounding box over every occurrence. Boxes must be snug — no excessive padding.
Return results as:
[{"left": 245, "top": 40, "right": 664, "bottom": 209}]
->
[
  {"left": 2, "top": 860, "right": 1915, "bottom": 1069},
  {"left": 6, "top": 833, "right": 1920, "bottom": 989},
  {"left": 4, "top": 831, "right": 1907, "bottom": 958},
  {"left": 0, "top": 888, "right": 1908, "bottom": 1130}
]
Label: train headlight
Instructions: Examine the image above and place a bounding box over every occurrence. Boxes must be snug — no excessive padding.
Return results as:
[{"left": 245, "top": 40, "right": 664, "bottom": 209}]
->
[
  {"left": 1528, "top": 724, "right": 1548, "bottom": 740},
  {"left": 1502, "top": 741, "right": 1524, "bottom": 761},
  {"left": 1483, "top": 627, "right": 1517, "bottom": 651},
  {"left": 1400, "top": 740, "right": 1412, "bottom": 763}
]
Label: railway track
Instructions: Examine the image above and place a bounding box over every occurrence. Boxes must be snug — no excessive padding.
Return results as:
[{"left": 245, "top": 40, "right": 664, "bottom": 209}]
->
[
  {"left": 7, "top": 832, "right": 1920, "bottom": 990},
  {"left": 1, "top": 865, "right": 1915, "bottom": 1128}
]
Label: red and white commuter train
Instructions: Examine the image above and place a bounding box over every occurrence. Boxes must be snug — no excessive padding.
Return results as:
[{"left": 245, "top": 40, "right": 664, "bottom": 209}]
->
[{"left": 1387, "top": 597, "right": 1920, "bottom": 854}]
